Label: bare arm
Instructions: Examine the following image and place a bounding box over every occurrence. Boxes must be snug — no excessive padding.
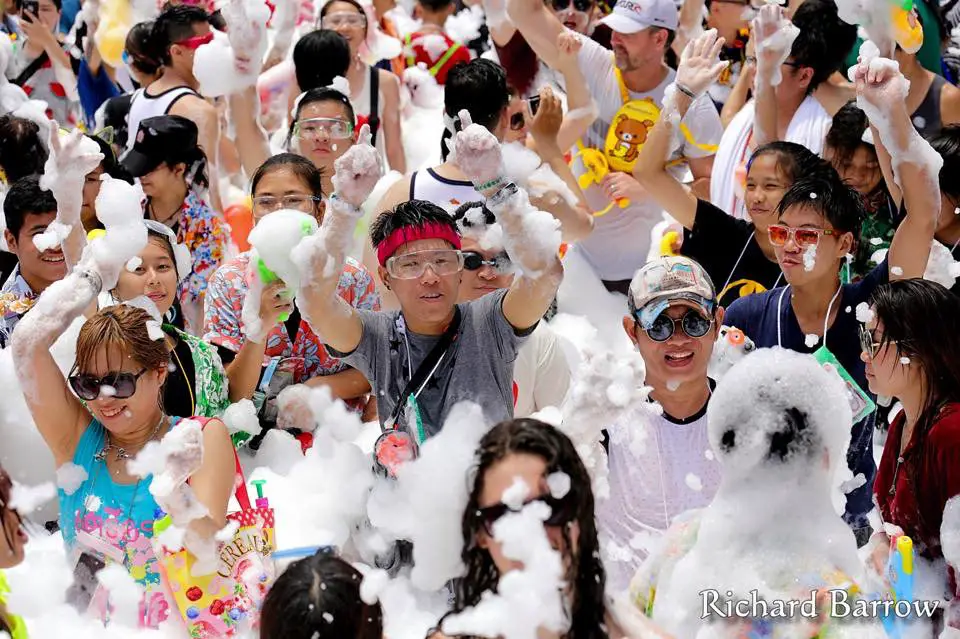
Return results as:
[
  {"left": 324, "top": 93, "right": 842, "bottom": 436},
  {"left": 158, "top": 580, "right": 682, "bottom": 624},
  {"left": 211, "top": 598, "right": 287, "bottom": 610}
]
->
[
  {"left": 170, "top": 97, "right": 223, "bottom": 210},
  {"left": 369, "top": 177, "right": 412, "bottom": 311},
  {"left": 188, "top": 419, "right": 235, "bottom": 535},
  {"left": 721, "top": 59, "right": 755, "bottom": 129},
  {"left": 305, "top": 367, "right": 372, "bottom": 400},
  {"left": 674, "top": 0, "right": 706, "bottom": 54},
  {"left": 505, "top": 0, "right": 566, "bottom": 69},
  {"left": 750, "top": 6, "right": 798, "bottom": 148},
  {"left": 940, "top": 83, "right": 960, "bottom": 127},
  {"left": 872, "top": 124, "right": 902, "bottom": 208},
  {"left": 11, "top": 270, "right": 99, "bottom": 466},
  {"left": 553, "top": 30, "right": 598, "bottom": 153},
  {"left": 379, "top": 71, "right": 406, "bottom": 174},
  {"left": 228, "top": 86, "right": 272, "bottom": 177},
  {"left": 224, "top": 340, "right": 268, "bottom": 403}
]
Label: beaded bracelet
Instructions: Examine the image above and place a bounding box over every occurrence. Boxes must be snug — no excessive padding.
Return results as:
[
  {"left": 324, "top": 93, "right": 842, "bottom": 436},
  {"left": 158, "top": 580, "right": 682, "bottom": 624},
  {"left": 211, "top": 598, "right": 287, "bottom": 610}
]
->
[
  {"left": 476, "top": 176, "right": 505, "bottom": 192},
  {"left": 675, "top": 82, "right": 697, "bottom": 100}
]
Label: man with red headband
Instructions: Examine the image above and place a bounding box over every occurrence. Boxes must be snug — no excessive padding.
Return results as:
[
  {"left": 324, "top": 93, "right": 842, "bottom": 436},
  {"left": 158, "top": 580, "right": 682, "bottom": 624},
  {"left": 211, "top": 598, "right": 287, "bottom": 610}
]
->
[{"left": 297, "top": 120, "right": 564, "bottom": 439}]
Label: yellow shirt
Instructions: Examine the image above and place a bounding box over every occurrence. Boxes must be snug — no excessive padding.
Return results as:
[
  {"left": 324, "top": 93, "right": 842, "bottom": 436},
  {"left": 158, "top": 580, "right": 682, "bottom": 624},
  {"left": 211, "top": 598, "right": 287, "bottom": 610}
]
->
[{"left": 0, "top": 571, "right": 26, "bottom": 639}]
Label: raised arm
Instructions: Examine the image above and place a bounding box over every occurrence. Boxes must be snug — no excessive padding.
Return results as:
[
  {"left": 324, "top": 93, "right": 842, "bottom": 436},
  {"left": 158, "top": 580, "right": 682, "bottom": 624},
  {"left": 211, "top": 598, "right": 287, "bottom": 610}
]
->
[
  {"left": 853, "top": 54, "right": 941, "bottom": 280},
  {"left": 750, "top": 5, "right": 799, "bottom": 148},
  {"left": 379, "top": 71, "right": 407, "bottom": 174},
  {"left": 228, "top": 86, "right": 272, "bottom": 178},
  {"left": 170, "top": 96, "right": 223, "bottom": 210},
  {"left": 634, "top": 30, "right": 727, "bottom": 230},
  {"left": 296, "top": 125, "right": 383, "bottom": 353},
  {"left": 452, "top": 111, "right": 563, "bottom": 331},
  {"left": 553, "top": 31, "right": 598, "bottom": 153},
  {"left": 506, "top": 0, "right": 566, "bottom": 68}
]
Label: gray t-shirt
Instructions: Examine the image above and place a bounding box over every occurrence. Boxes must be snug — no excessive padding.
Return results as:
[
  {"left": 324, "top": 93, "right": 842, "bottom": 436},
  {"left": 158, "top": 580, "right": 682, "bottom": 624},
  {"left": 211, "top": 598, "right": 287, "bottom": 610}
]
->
[{"left": 331, "top": 290, "right": 530, "bottom": 437}]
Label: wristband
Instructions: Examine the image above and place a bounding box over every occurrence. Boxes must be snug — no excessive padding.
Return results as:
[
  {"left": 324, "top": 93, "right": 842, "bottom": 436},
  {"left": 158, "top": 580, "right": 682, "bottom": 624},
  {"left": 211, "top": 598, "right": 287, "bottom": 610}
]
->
[
  {"left": 328, "top": 193, "right": 364, "bottom": 218},
  {"left": 476, "top": 176, "right": 505, "bottom": 192},
  {"left": 675, "top": 82, "right": 697, "bottom": 100},
  {"left": 75, "top": 267, "right": 104, "bottom": 293},
  {"left": 487, "top": 182, "right": 518, "bottom": 209}
]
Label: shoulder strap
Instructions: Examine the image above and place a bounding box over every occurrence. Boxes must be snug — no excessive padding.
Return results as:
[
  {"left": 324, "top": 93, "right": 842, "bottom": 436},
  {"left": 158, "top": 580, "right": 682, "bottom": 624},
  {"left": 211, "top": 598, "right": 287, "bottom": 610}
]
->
[
  {"left": 430, "top": 42, "right": 463, "bottom": 76},
  {"left": 13, "top": 51, "right": 49, "bottom": 87},
  {"left": 385, "top": 306, "right": 463, "bottom": 431},
  {"left": 368, "top": 66, "right": 381, "bottom": 148},
  {"left": 405, "top": 33, "right": 416, "bottom": 67},
  {"left": 614, "top": 66, "right": 630, "bottom": 104}
]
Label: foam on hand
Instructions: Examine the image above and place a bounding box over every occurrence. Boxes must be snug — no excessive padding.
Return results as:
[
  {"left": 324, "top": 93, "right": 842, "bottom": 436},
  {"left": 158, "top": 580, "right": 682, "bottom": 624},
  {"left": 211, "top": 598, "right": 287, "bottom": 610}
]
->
[
  {"left": 248, "top": 209, "right": 320, "bottom": 291},
  {"left": 752, "top": 4, "right": 800, "bottom": 87},
  {"left": 193, "top": 0, "right": 271, "bottom": 97}
]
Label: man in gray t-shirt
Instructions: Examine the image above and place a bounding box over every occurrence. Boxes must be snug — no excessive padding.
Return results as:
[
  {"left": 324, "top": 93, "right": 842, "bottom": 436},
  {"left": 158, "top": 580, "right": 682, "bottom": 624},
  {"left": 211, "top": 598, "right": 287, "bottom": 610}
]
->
[{"left": 329, "top": 288, "right": 531, "bottom": 437}]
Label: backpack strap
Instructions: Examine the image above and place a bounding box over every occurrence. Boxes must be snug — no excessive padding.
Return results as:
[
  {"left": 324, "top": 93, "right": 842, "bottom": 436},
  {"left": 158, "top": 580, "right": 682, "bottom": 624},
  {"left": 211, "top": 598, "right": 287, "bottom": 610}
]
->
[
  {"left": 405, "top": 33, "right": 416, "bottom": 68},
  {"left": 13, "top": 51, "right": 50, "bottom": 88},
  {"left": 429, "top": 41, "right": 463, "bottom": 76}
]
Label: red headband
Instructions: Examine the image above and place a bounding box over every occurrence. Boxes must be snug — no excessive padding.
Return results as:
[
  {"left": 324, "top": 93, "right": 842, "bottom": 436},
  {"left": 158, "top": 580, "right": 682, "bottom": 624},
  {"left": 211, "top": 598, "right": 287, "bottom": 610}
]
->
[{"left": 377, "top": 223, "right": 462, "bottom": 266}]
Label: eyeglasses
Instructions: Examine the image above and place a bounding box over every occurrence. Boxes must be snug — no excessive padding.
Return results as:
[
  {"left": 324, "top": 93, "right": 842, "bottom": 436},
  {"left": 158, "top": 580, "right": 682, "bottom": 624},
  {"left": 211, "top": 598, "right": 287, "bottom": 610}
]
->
[
  {"left": 463, "top": 250, "right": 512, "bottom": 273},
  {"left": 767, "top": 224, "right": 837, "bottom": 249},
  {"left": 476, "top": 494, "right": 576, "bottom": 536},
  {"left": 68, "top": 368, "right": 148, "bottom": 401},
  {"left": 293, "top": 117, "right": 355, "bottom": 141},
  {"left": 509, "top": 111, "right": 525, "bottom": 132},
  {"left": 252, "top": 194, "right": 322, "bottom": 215},
  {"left": 859, "top": 324, "right": 887, "bottom": 360},
  {"left": 639, "top": 309, "right": 713, "bottom": 342},
  {"left": 548, "top": 0, "right": 595, "bottom": 12},
  {"left": 175, "top": 32, "right": 214, "bottom": 50},
  {"left": 320, "top": 12, "right": 367, "bottom": 28},
  {"left": 386, "top": 249, "right": 464, "bottom": 280}
]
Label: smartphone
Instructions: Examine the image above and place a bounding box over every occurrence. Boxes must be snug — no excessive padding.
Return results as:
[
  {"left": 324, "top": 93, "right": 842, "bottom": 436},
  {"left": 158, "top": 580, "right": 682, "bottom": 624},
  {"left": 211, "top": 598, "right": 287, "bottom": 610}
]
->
[
  {"left": 21, "top": 0, "right": 39, "bottom": 18},
  {"left": 66, "top": 551, "right": 107, "bottom": 612},
  {"left": 527, "top": 95, "right": 541, "bottom": 116}
]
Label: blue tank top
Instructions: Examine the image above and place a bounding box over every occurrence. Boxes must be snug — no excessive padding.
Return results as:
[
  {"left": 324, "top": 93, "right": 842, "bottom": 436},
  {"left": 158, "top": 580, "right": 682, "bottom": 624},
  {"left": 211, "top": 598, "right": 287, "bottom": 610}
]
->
[{"left": 58, "top": 417, "right": 182, "bottom": 590}]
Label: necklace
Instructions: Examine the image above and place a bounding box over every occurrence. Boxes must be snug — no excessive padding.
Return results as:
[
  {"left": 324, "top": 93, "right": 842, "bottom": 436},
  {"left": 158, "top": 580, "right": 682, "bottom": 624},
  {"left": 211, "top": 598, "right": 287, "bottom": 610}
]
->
[{"left": 95, "top": 414, "right": 167, "bottom": 463}]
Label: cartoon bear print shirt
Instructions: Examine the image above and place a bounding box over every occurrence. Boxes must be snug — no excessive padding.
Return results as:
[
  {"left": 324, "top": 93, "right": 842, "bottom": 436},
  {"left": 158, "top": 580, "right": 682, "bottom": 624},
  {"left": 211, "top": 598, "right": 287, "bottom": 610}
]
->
[{"left": 571, "top": 37, "right": 724, "bottom": 283}]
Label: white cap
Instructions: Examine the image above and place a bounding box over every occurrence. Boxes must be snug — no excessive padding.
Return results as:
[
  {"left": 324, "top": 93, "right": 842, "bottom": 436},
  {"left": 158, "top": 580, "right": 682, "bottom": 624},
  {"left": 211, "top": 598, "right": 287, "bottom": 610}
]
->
[{"left": 600, "top": 0, "right": 679, "bottom": 34}]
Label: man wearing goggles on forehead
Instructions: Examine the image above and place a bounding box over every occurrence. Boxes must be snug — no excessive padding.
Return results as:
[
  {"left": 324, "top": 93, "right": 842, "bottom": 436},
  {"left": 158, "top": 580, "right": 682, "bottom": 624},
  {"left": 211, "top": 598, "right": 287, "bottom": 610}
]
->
[{"left": 597, "top": 255, "right": 723, "bottom": 590}]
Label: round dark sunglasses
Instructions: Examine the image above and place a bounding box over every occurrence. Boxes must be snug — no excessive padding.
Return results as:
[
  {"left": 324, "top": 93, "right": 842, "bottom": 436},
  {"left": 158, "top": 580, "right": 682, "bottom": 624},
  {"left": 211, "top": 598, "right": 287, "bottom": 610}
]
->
[
  {"left": 476, "top": 493, "right": 576, "bottom": 536},
  {"left": 68, "top": 368, "right": 148, "bottom": 401},
  {"left": 463, "top": 250, "right": 512, "bottom": 273},
  {"left": 549, "top": 0, "right": 595, "bottom": 11},
  {"left": 640, "top": 310, "right": 713, "bottom": 342}
]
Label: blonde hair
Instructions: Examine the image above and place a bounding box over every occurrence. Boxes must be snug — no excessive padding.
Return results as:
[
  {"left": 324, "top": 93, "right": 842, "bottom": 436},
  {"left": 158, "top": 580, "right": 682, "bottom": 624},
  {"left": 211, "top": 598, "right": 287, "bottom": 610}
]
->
[{"left": 73, "top": 305, "right": 170, "bottom": 376}]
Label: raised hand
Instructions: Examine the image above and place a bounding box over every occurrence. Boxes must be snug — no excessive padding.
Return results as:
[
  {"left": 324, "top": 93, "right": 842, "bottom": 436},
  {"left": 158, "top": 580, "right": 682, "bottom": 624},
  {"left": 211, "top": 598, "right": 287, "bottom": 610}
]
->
[
  {"left": 331, "top": 124, "right": 383, "bottom": 208},
  {"left": 675, "top": 29, "right": 727, "bottom": 98},
  {"left": 555, "top": 30, "right": 583, "bottom": 71},
  {"left": 451, "top": 109, "right": 504, "bottom": 191},
  {"left": 751, "top": 3, "right": 799, "bottom": 86},
  {"left": 42, "top": 128, "right": 104, "bottom": 202},
  {"left": 528, "top": 86, "right": 563, "bottom": 155},
  {"left": 852, "top": 53, "right": 909, "bottom": 114}
]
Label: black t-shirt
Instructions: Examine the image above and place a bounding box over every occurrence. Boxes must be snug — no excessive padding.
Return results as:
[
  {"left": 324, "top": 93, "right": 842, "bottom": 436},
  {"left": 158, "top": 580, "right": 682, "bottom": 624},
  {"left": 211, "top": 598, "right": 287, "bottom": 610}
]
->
[
  {"left": 163, "top": 327, "right": 197, "bottom": 418},
  {"left": 682, "top": 199, "right": 784, "bottom": 308}
]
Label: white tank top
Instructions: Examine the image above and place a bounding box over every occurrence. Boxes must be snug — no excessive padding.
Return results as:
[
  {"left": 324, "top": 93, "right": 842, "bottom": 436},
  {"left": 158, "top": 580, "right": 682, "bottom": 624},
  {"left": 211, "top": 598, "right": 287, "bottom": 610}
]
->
[
  {"left": 125, "top": 86, "right": 200, "bottom": 151},
  {"left": 409, "top": 168, "right": 481, "bottom": 213},
  {"left": 353, "top": 67, "right": 387, "bottom": 160}
]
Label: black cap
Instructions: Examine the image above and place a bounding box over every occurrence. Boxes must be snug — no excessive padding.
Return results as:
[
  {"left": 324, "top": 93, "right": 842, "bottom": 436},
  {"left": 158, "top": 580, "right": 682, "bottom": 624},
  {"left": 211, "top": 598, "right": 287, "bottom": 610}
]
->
[{"left": 121, "top": 115, "right": 199, "bottom": 178}]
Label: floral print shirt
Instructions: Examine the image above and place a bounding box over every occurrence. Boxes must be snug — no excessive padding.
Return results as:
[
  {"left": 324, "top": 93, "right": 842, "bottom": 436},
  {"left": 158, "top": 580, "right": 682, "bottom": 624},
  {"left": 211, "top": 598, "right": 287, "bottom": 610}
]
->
[
  {"left": 153, "top": 189, "right": 228, "bottom": 306},
  {"left": 168, "top": 325, "right": 230, "bottom": 418},
  {"left": 202, "top": 253, "right": 380, "bottom": 384},
  {"left": 0, "top": 265, "right": 38, "bottom": 348}
]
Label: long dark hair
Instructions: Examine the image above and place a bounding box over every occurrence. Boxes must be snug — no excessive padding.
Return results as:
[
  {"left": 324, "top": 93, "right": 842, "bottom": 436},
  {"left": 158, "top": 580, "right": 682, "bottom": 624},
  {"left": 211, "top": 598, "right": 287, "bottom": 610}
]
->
[
  {"left": 251, "top": 153, "right": 325, "bottom": 199},
  {"left": 869, "top": 279, "right": 960, "bottom": 539},
  {"left": 448, "top": 418, "right": 608, "bottom": 639}
]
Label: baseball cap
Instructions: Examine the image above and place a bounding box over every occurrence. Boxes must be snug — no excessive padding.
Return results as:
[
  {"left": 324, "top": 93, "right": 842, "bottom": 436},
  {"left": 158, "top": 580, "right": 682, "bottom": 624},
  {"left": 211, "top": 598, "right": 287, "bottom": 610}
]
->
[
  {"left": 121, "top": 115, "right": 199, "bottom": 178},
  {"left": 600, "top": 0, "right": 679, "bottom": 34},
  {"left": 629, "top": 256, "right": 716, "bottom": 329}
]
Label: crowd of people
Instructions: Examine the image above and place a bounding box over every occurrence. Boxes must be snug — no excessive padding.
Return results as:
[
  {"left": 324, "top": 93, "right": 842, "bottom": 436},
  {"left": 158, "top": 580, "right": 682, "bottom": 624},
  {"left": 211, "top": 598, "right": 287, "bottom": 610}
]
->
[{"left": 0, "top": 0, "right": 958, "bottom": 636}]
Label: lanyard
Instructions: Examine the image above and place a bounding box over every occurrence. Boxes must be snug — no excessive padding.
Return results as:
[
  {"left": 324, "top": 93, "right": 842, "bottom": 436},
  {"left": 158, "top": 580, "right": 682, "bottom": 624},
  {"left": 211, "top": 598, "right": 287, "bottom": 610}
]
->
[
  {"left": 776, "top": 283, "right": 842, "bottom": 349},
  {"left": 721, "top": 230, "right": 784, "bottom": 296}
]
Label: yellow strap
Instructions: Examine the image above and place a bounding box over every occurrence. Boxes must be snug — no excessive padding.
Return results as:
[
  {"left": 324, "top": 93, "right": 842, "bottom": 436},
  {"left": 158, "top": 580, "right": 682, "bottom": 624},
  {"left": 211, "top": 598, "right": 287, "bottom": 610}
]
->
[
  {"left": 614, "top": 66, "right": 630, "bottom": 104},
  {"left": 404, "top": 33, "right": 416, "bottom": 67},
  {"left": 679, "top": 122, "right": 719, "bottom": 153}
]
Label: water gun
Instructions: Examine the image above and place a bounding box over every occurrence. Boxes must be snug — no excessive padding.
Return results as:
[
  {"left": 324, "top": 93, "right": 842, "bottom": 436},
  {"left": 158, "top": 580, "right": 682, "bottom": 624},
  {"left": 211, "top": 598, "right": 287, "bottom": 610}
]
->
[
  {"left": 660, "top": 230, "right": 680, "bottom": 256},
  {"left": 880, "top": 534, "right": 914, "bottom": 637},
  {"left": 248, "top": 214, "right": 317, "bottom": 322},
  {"left": 250, "top": 479, "right": 270, "bottom": 510},
  {"left": 573, "top": 144, "right": 630, "bottom": 217},
  {"left": 891, "top": 0, "right": 923, "bottom": 54}
]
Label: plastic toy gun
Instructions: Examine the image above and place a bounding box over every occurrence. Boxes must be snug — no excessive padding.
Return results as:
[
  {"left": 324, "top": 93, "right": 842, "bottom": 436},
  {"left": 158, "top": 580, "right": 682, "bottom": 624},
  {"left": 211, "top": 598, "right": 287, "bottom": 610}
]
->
[
  {"left": 880, "top": 534, "right": 914, "bottom": 638},
  {"left": 891, "top": 0, "right": 923, "bottom": 54},
  {"left": 255, "top": 257, "right": 291, "bottom": 322}
]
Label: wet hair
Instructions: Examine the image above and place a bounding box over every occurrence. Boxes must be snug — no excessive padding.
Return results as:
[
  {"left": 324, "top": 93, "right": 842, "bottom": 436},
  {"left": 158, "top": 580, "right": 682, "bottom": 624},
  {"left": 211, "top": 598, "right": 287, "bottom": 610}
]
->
[
  {"left": 824, "top": 101, "right": 878, "bottom": 172},
  {"left": 251, "top": 153, "right": 325, "bottom": 199},
  {"left": 125, "top": 21, "right": 162, "bottom": 76},
  {"left": 775, "top": 168, "right": 865, "bottom": 237},
  {"left": 369, "top": 199, "right": 460, "bottom": 248},
  {"left": 319, "top": 0, "right": 368, "bottom": 34},
  {"left": 72, "top": 305, "right": 171, "bottom": 379},
  {"left": 0, "top": 115, "right": 48, "bottom": 183},
  {"left": 443, "top": 418, "right": 608, "bottom": 639},
  {"left": 286, "top": 88, "right": 356, "bottom": 150},
  {"left": 158, "top": 140, "right": 210, "bottom": 191},
  {"left": 4, "top": 175, "right": 58, "bottom": 240},
  {"left": 86, "top": 134, "right": 135, "bottom": 184},
  {"left": 149, "top": 4, "right": 210, "bottom": 66},
  {"left": 926, "top": 125, "right": 960, "bottom": 203},
  {"left": 293, "top": 30, "right": 352, "bottom": 92},
  {"left": 259, "top": 551, "right": 383, "bottom": 639},
  {"left": 749, "top": 141, "right": 832, "bottom": 186},
  {"left": 868, "top": 279, "right": 960, "bottom": 545},
  {"left": 788, "top": 0, "right": 857, "bottom": 94},
  {"left": 441, "top": 59, "right": 511, "bottom": 161}
]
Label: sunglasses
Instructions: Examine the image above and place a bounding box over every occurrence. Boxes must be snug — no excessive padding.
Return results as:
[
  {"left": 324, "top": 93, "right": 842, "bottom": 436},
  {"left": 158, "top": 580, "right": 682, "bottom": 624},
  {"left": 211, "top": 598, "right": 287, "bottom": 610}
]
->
[
  {"left": 463, "top": 250, "right": 512, "bottom": 273},
  {"left": 767, "top": 224, "right": 836, "bottom": 249},
  {"left": 386, "top": 249, "right": 465, "bottom": 280},
  {"left": 175, "top": 32, "right": 215, "bottom": 50},
  {"left": 68, "top": 368, "right": 148, "bottom": 401},
  {"left": 476, "top": 493, "right": 576, "bottom": 536},
  {"left": 549, "top": 0, "right": 595, "bottom": 11},
  {"left": 639, "top": 309, "right": 713, "bottom": 342}
]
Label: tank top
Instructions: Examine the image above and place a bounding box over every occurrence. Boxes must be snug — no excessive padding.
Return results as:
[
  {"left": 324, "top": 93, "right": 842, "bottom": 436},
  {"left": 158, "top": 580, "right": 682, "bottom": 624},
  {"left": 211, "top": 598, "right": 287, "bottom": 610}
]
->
[
  {"left": 409, "top": 168, "right": 481, "bottom": 212},
  {"left": 911, "top": 74, "right": 945, "bottom": 138},
  {"left": 125, "top": 86, "right": 200, "bottom": 151},
  {"left": 353, "top": 66, "right": 387, "bottom": 158}
]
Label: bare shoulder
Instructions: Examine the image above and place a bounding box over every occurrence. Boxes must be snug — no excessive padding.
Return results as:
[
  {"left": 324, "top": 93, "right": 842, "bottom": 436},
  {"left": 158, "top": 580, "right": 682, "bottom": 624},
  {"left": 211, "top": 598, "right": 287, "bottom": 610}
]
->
[
  {"left": 940, "top": 80, "right": 960, "bottom": 123},
  {"left": 170, "top": 94, "right": 217, "bottom": 120}
]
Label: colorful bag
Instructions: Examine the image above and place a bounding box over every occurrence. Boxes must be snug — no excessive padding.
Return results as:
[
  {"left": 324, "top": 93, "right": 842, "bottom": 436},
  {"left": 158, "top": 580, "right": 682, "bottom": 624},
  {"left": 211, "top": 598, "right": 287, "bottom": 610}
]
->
[
  {"left": 603, "top": 68, "right": 662, "bottom": 174},
  {"left": 155, "top": 451, "right": 276, "bottom": 637}
]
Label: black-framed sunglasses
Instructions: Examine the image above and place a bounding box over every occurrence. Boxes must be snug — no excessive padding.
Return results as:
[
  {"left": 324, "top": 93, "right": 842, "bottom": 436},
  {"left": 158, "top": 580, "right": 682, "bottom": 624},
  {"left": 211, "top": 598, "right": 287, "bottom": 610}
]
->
[
  {"left": 475, "top": 493, "right": 576, "bottom": 536},
  {"left": 638, "top": 310, "right": 713, "bottom": 342},
  {"left": 463, "top": 250, "right": 512, "bottom": 273},
  {"left": 68, "top": 368, "right": 148, "bottom": 401},
  {"left": 549, "top": 0, "right": 595, "bottom": 11}
]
